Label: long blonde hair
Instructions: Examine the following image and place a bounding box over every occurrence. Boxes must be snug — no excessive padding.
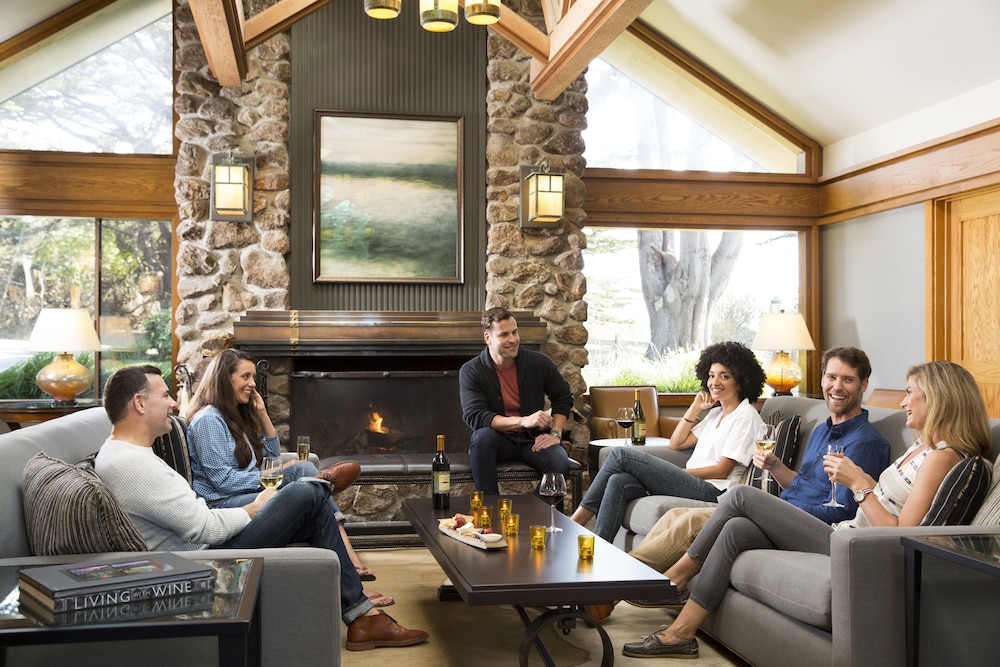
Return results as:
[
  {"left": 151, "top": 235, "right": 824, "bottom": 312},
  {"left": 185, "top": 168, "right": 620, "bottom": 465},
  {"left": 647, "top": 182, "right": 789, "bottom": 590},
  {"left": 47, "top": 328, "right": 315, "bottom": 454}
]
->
[{"left": 907, "top": 361, "right": 990, "bottom": 458}]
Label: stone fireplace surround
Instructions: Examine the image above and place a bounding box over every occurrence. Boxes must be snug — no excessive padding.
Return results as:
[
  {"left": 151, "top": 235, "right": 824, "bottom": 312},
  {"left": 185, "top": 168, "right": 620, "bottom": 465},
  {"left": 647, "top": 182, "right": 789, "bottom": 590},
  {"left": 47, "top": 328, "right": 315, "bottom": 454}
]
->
[{"left": 233, "top": 309, "right": 581, "bottom": 527}]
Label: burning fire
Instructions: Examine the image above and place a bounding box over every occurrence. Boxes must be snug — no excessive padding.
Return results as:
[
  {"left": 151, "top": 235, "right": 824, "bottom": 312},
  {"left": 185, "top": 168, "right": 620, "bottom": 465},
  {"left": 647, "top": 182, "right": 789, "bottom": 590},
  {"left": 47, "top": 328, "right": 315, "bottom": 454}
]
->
[{"left": 367, "top": 409, "right": 389, "bottom": 434}]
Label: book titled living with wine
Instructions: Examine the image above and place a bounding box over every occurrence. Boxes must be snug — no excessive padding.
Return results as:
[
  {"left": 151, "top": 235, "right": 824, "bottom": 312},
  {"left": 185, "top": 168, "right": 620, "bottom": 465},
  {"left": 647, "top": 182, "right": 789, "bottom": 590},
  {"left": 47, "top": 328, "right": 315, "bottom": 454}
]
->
[
  {"left": 20, "top": 589, "right": 215, "bottom": 626},
  {"left": 18, "top": 552, "right": 213, "bottom": 614}
]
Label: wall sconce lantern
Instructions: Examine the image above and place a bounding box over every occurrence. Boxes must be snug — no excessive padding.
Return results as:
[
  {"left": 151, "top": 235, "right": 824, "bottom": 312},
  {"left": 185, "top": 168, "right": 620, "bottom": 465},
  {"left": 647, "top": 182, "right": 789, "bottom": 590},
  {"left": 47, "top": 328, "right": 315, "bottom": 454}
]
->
[
  {"left": 365, "top": 0, "right": 401, "bottom": 19},
  {"left": 520, "top": 164, "right": 565, "bottom": 228},
  {"left": 465, "top": 0, "right": 500, "bottom": 25},
  {"left": 751, "top": 310, "right": 816, "bottom": 395},
  {"left": 210, "top": 152, "right": 253, "bottom": 222},
  {"left": 420, "top": 0, "right": 459, "bottom": 32}
]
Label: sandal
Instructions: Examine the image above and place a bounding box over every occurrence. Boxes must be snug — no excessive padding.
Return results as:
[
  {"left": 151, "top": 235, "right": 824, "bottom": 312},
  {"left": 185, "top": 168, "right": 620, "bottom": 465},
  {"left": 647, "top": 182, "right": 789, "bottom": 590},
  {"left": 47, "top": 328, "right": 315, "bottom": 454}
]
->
[
  {"left": 365, "top": 590, "right": 395, "bottom": 607},
  {"left": 356, "top": 566, "right": 376, "bottom": 581}
]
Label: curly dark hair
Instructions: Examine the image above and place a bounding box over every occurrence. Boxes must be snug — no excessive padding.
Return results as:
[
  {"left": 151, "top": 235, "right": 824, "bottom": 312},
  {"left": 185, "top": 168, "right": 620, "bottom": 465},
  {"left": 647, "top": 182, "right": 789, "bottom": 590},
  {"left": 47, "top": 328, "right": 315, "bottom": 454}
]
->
[{"left": 693, "top": 342, "right": 766, "bottom": 403}]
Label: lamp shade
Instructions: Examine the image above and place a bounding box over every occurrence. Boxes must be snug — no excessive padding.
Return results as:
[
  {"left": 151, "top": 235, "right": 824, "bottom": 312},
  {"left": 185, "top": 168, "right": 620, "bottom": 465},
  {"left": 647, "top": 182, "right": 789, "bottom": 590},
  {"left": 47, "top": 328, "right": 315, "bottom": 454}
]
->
[
  {"left": 28, "top": 308, "right": 101, "bottom": 405},
  {"left": 210, "top": 153, "right": 253, "bottom": 222},
  {"left": 365, "top": 0, "right": 401, "bottom": 19},
  {"left": 465, "top": 0, "right": 500, "bottom": 25},
  {"left": 420, "top": 0, "right": 458, "bottom": 31},
  {"left": 520, "top": 164, "right": 565, "bottom": 228},
  {"left": 751, "top": 312, "right": 815, "bottom": 352}
]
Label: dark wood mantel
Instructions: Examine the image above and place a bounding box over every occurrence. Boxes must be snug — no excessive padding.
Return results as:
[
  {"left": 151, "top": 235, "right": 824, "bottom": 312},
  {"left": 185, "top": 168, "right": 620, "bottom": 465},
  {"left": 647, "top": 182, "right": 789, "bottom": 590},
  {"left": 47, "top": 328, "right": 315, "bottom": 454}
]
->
[{"left": 232, "top": 310, "right": 548, "bottom": 357}]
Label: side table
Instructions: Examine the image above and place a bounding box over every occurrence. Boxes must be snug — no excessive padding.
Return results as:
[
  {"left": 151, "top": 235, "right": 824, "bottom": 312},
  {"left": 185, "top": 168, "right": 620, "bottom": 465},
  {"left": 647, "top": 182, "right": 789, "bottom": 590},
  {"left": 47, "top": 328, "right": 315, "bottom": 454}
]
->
[
  {"left": 587, "top": 436, "right": 671, "bottom": 476},
  {"left": 901, "top": 534, "right": 1000, "bottom": 667},
  {"left": 0, "top": 400, "right": 100, "bottom": 430},
  {"left": 0, "top": 557, "right": 262, "bottom": 667}
]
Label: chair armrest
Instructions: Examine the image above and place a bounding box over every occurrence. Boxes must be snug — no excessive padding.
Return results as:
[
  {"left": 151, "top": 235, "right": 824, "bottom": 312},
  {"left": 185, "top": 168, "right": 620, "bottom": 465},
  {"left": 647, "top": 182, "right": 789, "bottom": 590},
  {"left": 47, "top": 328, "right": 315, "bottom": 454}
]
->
[
  {"left": 658, "top": 416, "right": 680, "bottom": 437},
  {"left": 591, "top": 417, "right": 617, "bottom": 440}
]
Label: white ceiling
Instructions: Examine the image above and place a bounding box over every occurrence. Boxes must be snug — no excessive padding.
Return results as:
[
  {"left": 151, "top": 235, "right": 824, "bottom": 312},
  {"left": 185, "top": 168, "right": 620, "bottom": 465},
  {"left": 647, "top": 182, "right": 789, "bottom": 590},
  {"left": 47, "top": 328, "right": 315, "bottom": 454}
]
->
[{"left": 6, "top": 0, "right": 1000, "bottom": 169}]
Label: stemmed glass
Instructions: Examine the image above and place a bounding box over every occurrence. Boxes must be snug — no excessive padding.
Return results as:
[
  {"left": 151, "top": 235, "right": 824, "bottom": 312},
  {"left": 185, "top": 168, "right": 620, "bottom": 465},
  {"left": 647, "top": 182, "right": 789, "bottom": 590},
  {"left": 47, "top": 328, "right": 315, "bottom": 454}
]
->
[
  {"left": 754, "top": 423, "right": 777, "bottom": 486},
  {"left": 823, "top": 443, "right": 846, "bottom": 508},
  {"left": 538, "top": 473, "right": 567, "bottom": 532},
  {"left": 260, "top": 456, "right": 284, "bottom": 490},
  {"left": 615, "top": 407, "right": 635, "bottom": 445}
]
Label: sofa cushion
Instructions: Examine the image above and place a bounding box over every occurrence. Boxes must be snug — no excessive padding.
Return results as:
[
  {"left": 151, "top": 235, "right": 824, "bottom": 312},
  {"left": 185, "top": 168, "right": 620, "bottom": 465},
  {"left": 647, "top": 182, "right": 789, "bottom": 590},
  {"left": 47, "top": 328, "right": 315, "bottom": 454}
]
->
[
  {"left": 729, "top": 550, "right": 832, "bottom": 631},
  {"left": 22, "top": 452, "right": 146, "bottom": 555},
  {"left": 972, "top": 461, "right": 1000, "bottom": 525},
  {"left": 921, "top": 456, "right": 992, "bottom": 526}
]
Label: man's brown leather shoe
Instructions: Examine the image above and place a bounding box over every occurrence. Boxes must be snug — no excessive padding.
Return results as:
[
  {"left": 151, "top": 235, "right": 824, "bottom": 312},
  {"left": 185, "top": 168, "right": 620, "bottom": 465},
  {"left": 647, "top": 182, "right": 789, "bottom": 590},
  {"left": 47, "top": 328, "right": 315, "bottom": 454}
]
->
[
  {"left": 345, "top": 611, "right": 429, "bottom": 650},
  {"left": 584, "top": 601, "right": 618, "bottom": 622},
  {"left": 317, "top": 461, "right": 361, "bottom": 494}
]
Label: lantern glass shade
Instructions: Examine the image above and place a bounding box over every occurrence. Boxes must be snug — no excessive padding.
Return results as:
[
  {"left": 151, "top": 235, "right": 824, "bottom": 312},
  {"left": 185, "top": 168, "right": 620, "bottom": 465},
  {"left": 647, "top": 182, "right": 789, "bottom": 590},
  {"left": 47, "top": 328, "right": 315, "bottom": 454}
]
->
[
  {"left": 27, "top": 308, "right": 102, "bottom": 405},
  {"left": 365, "top": 0, "right": 401, "bottom": 19},
  {"left": 420, "top": 0, "right": 458, "bottom": 31},
  {"left": 465, "top": 0, "right": 500, "bottom": 25},
  {"left": 210, "top": 153, "right": 253, "bottom": 222},
  {"left": 751, "top": 311, "right": 816, "bottom": 395},
  {"left": 520, "top": 165, "right": 565, "bottom": 227}
]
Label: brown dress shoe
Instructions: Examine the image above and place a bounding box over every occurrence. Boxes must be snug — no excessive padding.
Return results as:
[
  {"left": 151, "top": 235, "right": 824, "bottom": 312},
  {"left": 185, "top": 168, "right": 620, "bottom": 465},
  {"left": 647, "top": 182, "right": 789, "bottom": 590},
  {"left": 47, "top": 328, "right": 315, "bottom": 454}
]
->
[
  {"left": 584, "top": 601, "right": 618, "bottom": 622},
  {"left": 346, "top": 611, "right": 429, "bottom": 650},
  {"left": 317, "top": 461, "right": 361, "bottom": 494}
]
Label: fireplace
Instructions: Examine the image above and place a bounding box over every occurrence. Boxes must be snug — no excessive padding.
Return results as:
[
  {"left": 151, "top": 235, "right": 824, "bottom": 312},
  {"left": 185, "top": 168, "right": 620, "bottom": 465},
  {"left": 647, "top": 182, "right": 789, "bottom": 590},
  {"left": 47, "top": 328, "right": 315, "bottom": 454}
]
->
[{"left": 233, "top": 310, "right": 549, "bottom": 459}]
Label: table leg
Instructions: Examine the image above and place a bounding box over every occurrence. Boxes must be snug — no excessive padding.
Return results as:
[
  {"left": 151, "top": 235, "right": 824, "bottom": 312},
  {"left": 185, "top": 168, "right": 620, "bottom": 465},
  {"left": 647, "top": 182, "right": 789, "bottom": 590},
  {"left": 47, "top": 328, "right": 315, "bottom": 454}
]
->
[
  {"left": 514, "top": 605, "right": 613, "bottom": 667},
  {"left": 904, "top": 545, "right": 922, "bottom": 667}
]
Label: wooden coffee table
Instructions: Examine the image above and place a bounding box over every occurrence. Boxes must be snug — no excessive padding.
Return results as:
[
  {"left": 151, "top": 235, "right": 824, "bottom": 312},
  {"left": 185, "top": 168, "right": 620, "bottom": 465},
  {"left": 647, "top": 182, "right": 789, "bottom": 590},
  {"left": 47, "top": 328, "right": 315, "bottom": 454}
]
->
[{"left": 403, "top": 494, "right": 673, "bottom": 667}]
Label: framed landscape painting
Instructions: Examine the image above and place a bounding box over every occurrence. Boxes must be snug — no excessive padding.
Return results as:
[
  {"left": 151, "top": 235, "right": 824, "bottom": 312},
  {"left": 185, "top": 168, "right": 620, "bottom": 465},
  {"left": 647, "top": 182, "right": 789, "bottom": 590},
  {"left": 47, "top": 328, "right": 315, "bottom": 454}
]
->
[{"left": 313, "top": 111, "right": 464, "bottom": 283}]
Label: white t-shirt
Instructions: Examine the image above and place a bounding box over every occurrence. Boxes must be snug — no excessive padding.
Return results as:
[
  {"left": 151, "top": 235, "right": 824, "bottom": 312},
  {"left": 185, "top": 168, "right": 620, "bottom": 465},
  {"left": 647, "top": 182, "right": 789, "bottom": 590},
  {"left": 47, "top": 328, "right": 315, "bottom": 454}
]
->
[{"left": 687, "top": 398, "right": 762, "bottom": 490}]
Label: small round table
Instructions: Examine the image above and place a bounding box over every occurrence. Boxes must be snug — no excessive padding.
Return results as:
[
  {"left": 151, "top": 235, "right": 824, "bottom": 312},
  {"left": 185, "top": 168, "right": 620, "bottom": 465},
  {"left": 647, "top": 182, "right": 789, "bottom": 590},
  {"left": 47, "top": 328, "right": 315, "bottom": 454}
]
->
[
  {"left": 0, "top": 400, "right": 101, "bottom": 430},
  {"left": 587, "top": 436, "right": 672, "bottom": 476}
]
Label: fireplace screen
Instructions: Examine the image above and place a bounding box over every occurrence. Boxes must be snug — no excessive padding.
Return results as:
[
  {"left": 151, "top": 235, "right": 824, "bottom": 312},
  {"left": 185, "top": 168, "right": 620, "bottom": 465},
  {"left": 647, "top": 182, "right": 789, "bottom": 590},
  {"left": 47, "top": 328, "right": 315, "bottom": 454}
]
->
[{"left": 291, "top": 371, "right": 470, "bottom": 458}]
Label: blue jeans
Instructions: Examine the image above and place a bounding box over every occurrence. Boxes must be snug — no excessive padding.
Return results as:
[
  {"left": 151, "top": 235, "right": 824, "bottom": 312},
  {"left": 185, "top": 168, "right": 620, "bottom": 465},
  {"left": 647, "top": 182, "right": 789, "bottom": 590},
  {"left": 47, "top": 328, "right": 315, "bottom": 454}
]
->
[
  {"left": 687, "top": 485, "right": 833, "bottom": 612},
  {"left": 580, "top": 447, "right": 725, "bottom": 543},
  {"left": 213, "top": 479, "right": 372, "bottom": 624},
  {"left": 209, "top": 462, "right": 345, "bottom": 520},
  {"left": 469, "top": 428, "right": 570, "bottom": 496}
]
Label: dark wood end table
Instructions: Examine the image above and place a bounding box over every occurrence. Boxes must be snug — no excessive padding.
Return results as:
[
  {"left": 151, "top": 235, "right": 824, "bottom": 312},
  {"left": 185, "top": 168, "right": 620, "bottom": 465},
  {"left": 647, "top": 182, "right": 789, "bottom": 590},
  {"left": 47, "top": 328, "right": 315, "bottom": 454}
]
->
[{"left": 0, "top": 400, "right": 101, "bottom": 430}]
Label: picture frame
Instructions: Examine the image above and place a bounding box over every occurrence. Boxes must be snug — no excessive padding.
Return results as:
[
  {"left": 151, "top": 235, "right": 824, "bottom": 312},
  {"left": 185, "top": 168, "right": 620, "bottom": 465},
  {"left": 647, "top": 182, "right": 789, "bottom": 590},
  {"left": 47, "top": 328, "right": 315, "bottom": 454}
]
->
[{"left": 313, "top": 111, "right": 464, "bottom": 283}]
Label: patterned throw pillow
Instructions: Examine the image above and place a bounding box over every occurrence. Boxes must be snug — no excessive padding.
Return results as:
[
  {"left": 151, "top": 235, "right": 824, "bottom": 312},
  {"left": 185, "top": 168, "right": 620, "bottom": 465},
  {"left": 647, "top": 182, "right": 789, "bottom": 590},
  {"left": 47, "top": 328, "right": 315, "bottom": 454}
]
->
[
  {"left": 742, "top": 413, "right": 802, "bottom": 496},
  {"left": 22, "top": 452, "right": 146, "bottom": 555},
  {"left": 921, "top": 456, "right": 993, "bottom": 526},
  {"left": 152, "top": 414, "right": 193, "bottom": 486}
]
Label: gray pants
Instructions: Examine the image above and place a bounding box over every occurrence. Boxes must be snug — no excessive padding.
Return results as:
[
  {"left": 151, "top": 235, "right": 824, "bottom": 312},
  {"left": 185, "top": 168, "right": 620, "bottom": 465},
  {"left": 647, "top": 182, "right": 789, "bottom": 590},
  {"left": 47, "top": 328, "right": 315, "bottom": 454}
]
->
[{"left": 687, "top": 485, "right": 834, "bottom": 612}]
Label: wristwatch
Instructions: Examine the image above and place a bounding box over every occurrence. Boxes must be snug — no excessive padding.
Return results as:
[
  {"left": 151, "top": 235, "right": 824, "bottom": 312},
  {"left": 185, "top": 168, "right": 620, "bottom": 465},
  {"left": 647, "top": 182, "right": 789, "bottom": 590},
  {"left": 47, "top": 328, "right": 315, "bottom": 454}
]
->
[
  {"left": 853, "top": 488, "right": 874, "bottom": 503},
  {"left": 550, "top": 429, "right": 562, "bottom": 439}
]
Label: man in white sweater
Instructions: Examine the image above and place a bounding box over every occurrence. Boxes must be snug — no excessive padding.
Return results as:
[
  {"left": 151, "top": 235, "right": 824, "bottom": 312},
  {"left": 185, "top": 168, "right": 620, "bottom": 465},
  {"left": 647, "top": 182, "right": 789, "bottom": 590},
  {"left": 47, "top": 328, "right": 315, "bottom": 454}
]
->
[{"left": 95, "top": 364, "right": 428, "bottom": 651}]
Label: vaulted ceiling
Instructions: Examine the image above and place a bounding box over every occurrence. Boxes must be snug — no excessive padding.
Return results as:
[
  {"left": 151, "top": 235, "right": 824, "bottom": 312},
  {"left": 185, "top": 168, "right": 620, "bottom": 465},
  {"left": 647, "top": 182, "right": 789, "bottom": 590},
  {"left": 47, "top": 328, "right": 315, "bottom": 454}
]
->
[{"left": 5, "top": 0, "right": 1000, "bottom": 170}]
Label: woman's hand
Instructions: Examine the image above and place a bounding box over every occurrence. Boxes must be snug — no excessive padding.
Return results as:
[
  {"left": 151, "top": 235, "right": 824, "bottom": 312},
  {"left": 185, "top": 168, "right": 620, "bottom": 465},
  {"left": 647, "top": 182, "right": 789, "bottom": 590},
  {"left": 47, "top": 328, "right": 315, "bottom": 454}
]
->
[
  {"left": 691, "top": 391, "right": 715, "bottom": 413},
  {"left": 824, "top": 452, "right": 874, "bottom": 491}
]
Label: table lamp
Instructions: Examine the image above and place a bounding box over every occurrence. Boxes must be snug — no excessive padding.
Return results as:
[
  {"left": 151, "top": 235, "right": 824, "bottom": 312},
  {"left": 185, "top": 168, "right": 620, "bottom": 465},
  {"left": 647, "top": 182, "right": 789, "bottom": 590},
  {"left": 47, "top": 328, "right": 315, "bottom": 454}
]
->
[
  {"left": 27, "top": 308, "right": 102, "bottom": 405},
  {"left": 751, "top": 310, "right": 816, "bottom": 395}
]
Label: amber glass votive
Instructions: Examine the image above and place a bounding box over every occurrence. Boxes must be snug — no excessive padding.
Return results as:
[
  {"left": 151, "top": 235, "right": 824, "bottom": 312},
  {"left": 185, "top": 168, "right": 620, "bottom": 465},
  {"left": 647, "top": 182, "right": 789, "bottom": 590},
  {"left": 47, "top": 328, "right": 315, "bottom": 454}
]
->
[
  {"left": 577, "top": 533, "right": 595, "bottom": 559},
  {"left": 498, "top": 497, "right": 512, "bottom": 527},
  {"left": 478, "top": 506, "right": 492, "bottom": 530},
  {"left": 470, "top": 490, "right": 483, "bottom": 518},
  {"left": 505, "top": 513, "right": 519, "bottom": 536},
  {"left": 530, "top": 525, "right": 546, "bottom": 549}
]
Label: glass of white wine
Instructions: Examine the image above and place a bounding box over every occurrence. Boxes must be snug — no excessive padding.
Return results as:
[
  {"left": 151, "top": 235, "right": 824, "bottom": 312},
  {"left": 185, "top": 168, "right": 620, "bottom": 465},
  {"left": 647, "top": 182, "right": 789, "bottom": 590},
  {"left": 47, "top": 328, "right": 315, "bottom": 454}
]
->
[
  {"left": 260, "top": 456, "right": 284, "bottom": 489},
  {"left": 823, "top": 443, "right": 846, "bottom": 508},
  {"left": 754, "top": 423, "right": 777, "bottom": 486},
  {"left": 296, "top": 435, "right": 310, "bottom": 462}
]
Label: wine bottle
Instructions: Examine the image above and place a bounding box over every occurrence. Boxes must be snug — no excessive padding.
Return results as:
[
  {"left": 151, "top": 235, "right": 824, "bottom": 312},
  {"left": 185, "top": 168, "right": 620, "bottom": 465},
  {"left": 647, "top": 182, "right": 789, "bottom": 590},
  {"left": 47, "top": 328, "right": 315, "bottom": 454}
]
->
[
  {"left": 631, "top": 389, "right": 646, "bottom": 445},
  {"left": 432, "top": 434, "right": 451, "bottom": 509}
]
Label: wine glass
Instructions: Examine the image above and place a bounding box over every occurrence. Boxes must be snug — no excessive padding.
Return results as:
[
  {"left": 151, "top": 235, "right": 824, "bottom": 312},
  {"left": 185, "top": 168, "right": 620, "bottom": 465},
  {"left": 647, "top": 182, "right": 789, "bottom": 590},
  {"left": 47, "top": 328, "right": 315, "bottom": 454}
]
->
[
  {"left": 296, "top": 435, "right": 310, "bottom": 461},
  {"left": 260, "top": 456, "right": 284, "bottom": 490},
  {"left": 615, "top": 407, "right": 635, "bottom": 445},
  {"left": 538, "top": 473, "right": 567, "bottom": 532},
  {"left": 823, "top": 443, "right": 845, "bottom": 508},
  {"left": 754, "top": 423, "right": 777, "bottom": 485}
]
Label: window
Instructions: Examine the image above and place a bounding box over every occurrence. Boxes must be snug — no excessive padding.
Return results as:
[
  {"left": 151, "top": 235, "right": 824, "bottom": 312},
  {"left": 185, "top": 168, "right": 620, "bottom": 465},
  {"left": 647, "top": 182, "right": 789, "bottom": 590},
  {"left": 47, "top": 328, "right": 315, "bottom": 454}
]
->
[
  {"left": 583, "top": 38, "right": 806, "bottom": 391},
  {"left": 0, "top": 9, "right": 172, "bottom": 154},
  {"left": 0, "top": 216, "right": 172, "bottom": 398}
]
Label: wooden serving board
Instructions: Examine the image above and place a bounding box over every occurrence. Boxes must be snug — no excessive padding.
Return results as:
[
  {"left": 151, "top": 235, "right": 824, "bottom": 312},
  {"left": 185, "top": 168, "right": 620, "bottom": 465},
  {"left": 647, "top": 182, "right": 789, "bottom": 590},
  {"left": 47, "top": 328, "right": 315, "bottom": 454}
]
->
[{"left": 437, "top": 523, "right": 508, "bottom": 550}]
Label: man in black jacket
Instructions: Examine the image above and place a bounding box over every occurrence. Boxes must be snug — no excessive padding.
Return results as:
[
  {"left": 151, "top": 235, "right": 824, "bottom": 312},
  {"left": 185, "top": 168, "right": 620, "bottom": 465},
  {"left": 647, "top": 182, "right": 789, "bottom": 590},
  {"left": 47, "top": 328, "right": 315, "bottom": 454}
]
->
[{"left": 459, "top": 307, "right": 574, "bottom": 495}]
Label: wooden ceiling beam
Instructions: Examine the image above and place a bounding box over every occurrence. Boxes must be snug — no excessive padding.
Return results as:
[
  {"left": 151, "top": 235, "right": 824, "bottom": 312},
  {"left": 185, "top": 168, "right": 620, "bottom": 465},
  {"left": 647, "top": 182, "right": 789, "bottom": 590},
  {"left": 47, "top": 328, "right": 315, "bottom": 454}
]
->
[
  {"left": 0, "top": 0, "right": 118, "bottom": 66},
  {"left": 245, "top": 0, "right": 335, "bottom": 50},
  {"left": 529, "top": 0, "right": 652, "bottom": 100},
  {"left": 189, "top": 0, "right": 248, "bottom": 86}
]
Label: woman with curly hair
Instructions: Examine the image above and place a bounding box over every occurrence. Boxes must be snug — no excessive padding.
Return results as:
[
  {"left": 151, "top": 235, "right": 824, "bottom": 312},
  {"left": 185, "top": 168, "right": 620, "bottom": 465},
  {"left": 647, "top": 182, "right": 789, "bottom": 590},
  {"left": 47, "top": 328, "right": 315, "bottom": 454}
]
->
[{"left": 571, "top": 341, "right": 766, "bottom": 543}]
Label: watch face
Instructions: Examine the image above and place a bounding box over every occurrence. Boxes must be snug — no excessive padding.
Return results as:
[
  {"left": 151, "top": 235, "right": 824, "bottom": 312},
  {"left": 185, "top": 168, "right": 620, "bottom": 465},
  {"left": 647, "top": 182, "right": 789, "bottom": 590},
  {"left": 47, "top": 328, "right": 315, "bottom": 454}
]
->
[{"left": 854, "top": 489, "right": 870, "bottom": 502}]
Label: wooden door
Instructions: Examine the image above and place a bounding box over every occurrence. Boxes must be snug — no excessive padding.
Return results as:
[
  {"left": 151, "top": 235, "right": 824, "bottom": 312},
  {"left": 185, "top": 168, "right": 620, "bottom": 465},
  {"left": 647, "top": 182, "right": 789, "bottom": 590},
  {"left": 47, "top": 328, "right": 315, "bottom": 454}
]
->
[{"left": 928, "top": 189, "right": 1000, "bottom": 417}]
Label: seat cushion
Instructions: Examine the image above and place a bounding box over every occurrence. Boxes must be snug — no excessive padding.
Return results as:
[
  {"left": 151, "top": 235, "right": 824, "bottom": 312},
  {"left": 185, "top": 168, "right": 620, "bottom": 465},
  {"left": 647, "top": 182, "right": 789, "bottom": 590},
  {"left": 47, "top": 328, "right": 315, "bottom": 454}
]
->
[
  {"left": 623, "top": 494, "right": 717, "bottom": 537},
  {"left": 22, "top": 452, "right": 146, "bottom": 556},
  {"left": 729, "top": 550, "right": 833, "bottom": 631}
]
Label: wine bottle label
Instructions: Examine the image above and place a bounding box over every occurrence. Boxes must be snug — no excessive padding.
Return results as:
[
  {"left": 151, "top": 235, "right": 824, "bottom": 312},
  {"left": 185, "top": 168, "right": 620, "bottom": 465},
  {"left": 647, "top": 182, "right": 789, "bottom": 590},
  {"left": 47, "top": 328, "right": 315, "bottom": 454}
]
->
[{"left": 434, "top": 471, "right": 451, "bottom": 492}]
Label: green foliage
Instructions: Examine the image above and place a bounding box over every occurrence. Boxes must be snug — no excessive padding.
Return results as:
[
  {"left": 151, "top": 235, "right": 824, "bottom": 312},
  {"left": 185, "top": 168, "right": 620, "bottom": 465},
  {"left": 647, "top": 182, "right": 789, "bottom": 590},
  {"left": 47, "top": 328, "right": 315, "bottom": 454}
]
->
[
  {"left": 584, "top": 345, "right": 703, "bottom": 393},
  {"left": 144, "top": 309, "right": 172, "bottom": 358}
]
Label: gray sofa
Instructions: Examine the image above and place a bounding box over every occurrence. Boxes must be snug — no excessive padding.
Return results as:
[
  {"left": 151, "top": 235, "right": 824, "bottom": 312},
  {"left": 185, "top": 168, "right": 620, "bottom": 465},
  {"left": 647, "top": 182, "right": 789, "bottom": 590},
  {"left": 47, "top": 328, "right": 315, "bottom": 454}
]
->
[
  {"left": 0, "top": 407, "right": 341, "bottom": 667},
  {"left": 599, "top": 395, "right": 1000, "bottom": 667}
]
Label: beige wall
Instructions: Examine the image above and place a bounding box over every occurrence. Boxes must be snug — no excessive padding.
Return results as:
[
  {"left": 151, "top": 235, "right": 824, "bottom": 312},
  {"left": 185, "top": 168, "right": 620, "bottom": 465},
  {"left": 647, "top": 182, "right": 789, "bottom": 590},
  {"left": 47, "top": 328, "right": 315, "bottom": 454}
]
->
[{"left": 821, "top": 204, "right": 925, "bottom": 393}]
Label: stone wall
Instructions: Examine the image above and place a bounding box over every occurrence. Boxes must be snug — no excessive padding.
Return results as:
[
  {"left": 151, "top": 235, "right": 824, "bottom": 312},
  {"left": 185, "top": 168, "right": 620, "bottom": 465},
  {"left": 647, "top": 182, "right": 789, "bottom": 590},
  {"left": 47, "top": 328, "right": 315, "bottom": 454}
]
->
[{"left": 172, "top": 0, "right": 590, "bottom": 521}]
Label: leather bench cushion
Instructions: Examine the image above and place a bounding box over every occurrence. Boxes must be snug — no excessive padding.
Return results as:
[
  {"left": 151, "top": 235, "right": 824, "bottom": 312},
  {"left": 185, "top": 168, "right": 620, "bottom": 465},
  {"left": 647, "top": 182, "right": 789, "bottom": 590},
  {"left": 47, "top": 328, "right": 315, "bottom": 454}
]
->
[{"left": 729, "top": 550, "right": 832, "bottom": 631}]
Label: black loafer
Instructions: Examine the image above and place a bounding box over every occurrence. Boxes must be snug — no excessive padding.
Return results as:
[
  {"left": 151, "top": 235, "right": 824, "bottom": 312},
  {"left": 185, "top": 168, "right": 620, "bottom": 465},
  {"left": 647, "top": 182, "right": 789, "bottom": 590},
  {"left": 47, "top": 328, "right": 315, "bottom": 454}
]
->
[
  {"left": 625, "top": 589, "right": 690, "bottom": 609},
  {"left": 622, "top": 631, "right": 699, "bottom": 659}
]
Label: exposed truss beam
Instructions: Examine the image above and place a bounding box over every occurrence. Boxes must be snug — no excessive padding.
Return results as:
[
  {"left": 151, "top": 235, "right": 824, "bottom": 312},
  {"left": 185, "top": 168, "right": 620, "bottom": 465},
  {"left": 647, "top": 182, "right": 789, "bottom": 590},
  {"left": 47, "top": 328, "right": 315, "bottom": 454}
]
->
[{"left": 0, "top": 0, "right": 118, "bottom": 66}]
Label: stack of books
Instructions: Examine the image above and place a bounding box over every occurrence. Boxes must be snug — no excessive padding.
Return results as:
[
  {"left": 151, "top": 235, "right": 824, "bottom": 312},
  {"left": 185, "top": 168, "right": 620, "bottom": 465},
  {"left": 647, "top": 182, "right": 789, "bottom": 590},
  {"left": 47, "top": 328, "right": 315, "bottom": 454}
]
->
[{"left": 18, "top": 552, "right": 214, "bottom": 625}]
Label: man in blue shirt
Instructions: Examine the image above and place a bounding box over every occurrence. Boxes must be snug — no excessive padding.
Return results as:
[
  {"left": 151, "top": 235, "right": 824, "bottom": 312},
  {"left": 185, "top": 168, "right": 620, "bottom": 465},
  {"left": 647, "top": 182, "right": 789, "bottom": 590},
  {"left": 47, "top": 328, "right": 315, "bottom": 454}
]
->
[{"left": 619, "top": 346, "right": 889, "bottom": 612}]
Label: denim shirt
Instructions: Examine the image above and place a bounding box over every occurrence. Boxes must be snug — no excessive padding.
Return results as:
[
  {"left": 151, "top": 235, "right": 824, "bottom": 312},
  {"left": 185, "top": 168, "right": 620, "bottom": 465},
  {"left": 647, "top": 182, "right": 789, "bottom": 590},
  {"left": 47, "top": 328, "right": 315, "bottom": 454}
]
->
[{"left": 187, "top": 405, "right": 281, "bottom": 502}]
